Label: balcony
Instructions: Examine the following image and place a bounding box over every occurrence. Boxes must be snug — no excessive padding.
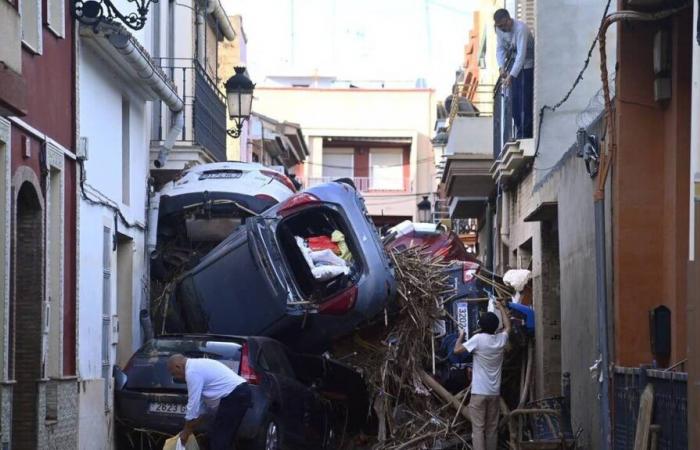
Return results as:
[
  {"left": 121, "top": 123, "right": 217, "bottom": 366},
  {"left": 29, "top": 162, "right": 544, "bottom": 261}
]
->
[
  {"left": 440, "top": 84, "right": 496, "bottom": 219},
  {"left": 150, "top": 58, "right": 227, "bottom": 172},
  {"left": 491, "top": 82, "right": 535, "bottom": 186},
  {"left": 307, "top": 176, "right": 411, "bottom": 193}
]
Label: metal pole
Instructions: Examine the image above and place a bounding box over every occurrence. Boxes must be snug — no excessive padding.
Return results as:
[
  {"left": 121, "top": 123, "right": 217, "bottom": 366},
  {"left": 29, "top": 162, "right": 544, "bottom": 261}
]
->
[{"left": 594, "top": 197, "right": 612, "bottom": 448}]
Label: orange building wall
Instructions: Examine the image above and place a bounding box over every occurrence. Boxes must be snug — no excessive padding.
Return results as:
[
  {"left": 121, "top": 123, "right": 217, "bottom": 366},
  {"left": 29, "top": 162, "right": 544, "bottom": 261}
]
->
[{"left": 614, "top": 14, "right": 691, "bottom": 367}]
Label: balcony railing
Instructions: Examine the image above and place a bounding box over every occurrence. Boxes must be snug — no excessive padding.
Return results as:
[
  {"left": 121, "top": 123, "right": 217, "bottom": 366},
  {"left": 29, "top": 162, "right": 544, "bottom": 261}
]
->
[
  {"left": 307, "top": 176, "right": 409, "bottom": 192},
  {"left": 492, "top": 84, "right": 515, "bottom": 159},
  {"left": 152, "top": 58, "right": 227, "bottom": 162}
]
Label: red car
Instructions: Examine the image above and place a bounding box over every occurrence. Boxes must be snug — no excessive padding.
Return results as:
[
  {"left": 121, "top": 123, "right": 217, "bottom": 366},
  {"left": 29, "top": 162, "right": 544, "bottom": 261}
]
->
[{"left": 383, "top": 221, "right": 479, "bottom": 263}]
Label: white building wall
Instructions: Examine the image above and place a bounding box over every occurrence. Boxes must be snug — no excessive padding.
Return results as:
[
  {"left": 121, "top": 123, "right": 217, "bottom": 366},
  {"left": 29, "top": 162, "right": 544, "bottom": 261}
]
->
[{"left": 77, "top": 40, "right": 151, "bottom": 450}]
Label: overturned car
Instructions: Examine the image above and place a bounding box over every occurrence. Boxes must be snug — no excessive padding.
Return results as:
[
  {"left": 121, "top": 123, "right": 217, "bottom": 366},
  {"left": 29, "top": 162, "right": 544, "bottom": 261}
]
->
[
  {"left": 163, "top": 181, "right": 397, "bottom": 351},
  {"left": 150, "top": 162, "right": 297, "bottom": 280}
]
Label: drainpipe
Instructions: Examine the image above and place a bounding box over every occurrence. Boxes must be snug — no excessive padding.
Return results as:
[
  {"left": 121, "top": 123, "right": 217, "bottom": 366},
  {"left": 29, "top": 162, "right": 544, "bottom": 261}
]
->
[
  {"left": 197, "top": 0, "right": 235, "bottom": 68},
  {"left": 106, "top": 31, "right": 185, "bottom": 168},
  {"left": 196, "top": 1, "right": 206, "bottom": 66},
  {"left": 209, "top": 0, "right": 236, "bottom": 41}
]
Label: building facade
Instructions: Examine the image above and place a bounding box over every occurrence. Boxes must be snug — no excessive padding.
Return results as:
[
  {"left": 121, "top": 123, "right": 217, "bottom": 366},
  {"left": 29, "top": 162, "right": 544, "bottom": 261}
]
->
[
  {"left": 253, "top": 79, "right": 435, "bottom": 226},
  {"left": 0, "top": 0, "right": 79, "bottom": 445}
]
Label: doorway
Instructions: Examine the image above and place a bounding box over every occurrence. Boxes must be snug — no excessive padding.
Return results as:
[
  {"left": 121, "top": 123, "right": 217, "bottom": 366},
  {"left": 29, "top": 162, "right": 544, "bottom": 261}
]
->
[{"left": 12, "top": 181, "right": 45, "bottom": 449}]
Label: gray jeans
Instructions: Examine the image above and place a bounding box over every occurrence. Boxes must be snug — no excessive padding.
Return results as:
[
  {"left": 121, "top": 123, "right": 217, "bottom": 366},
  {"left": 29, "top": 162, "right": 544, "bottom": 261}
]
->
[{"left": 469, "top": 394, "right": 500, "bottom": 450}]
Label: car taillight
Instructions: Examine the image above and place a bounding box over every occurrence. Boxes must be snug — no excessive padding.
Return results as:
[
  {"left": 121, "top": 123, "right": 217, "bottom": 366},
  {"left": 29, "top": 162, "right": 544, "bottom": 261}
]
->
[
  {"left": 240, "top": 343, "right": 261, "bottom": 385},
  {"left": 254, "top": 194, "right": 277, "bottom": 204},
  {"left": 319, "top": 285, "right": 358, "bottom": 315},
  {"left": 261, "top": 170, "right": 297, "bottom": 192},
  {"left": 277, "top": 193, "right": 320, "bottom": 216}
]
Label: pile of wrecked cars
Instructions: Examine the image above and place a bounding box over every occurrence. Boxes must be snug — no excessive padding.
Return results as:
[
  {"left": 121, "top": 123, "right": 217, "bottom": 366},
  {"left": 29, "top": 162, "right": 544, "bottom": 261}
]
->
[{"left": 116, "top": 164, "right": 394, "bottom": 449}]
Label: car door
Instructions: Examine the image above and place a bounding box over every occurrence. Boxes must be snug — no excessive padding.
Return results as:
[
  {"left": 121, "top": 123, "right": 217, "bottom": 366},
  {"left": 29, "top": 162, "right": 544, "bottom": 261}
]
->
[
  {"left": 257, "top": 342, "right": 308, "bottom": 447},
  {"left": 169, "top": 222, "right": 291, "bottom": 336}
]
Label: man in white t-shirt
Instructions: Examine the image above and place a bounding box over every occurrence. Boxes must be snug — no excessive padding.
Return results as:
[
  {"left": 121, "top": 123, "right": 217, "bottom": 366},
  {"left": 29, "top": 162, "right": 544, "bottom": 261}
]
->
[
  {"left": 454, "top": 301, "right": 511, "bottom": 450},
  {"left": 168, "top": 354, "right": 251, "bottom": 449}
]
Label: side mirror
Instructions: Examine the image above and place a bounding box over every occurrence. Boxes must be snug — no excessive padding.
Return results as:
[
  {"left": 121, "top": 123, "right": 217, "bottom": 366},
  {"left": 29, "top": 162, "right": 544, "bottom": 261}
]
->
[{"left": 113, "top": 365, "right": 128, "bottom": 391}]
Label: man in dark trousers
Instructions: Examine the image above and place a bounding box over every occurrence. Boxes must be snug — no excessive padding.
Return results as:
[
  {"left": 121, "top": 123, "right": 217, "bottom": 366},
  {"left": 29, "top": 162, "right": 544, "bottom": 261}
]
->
[
  {"left": 167, "top": 354, "right": 251, "bottom": 449},
  {"left": 494, "top": 8, "right": 535, "bottom": 139},
  {"left": 454, "top": 301, "right": 511, "bottom": 450}
]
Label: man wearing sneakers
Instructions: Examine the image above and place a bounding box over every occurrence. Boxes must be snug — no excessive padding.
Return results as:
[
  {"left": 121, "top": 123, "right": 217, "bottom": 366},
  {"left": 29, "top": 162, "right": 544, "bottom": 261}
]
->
[{"left": 454, "top": 301, "right": 511, "bottom": 450}]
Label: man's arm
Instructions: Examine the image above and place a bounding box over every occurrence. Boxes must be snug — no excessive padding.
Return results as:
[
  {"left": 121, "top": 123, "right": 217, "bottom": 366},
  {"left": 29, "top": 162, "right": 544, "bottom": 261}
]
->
[
  {"left": 509, "top": 22, "right": 530, "bottom": 78},
  {"left": 496, "top": 301, "right": 511, "bottom": 334},
  {"left": 495, "top": 29, "right": 507, "bottom": 73},
  {"left": 454, "top": 329, "right": 467, "bottom": 354},
  {"left": 181, "top": 374, "right": 204, "bottom": 444}
]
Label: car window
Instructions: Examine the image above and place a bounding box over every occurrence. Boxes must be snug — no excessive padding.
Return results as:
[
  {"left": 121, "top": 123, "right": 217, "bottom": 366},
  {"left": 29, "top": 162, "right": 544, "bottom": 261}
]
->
[{"left": 261, "top": 343, "right": 295, "bottom": 378}]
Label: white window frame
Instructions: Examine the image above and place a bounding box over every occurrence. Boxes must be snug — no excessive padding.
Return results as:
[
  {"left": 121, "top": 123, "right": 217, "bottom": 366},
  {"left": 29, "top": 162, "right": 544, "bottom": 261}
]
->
[
  {"left": 20, "top": 0, "right": 43, "bottom": 54},
  {"left": 46, "top": 0, "right": 65, "bottom": 38},
  {"left": 369, "top": 147, "right": 404, "bottom": 191}
]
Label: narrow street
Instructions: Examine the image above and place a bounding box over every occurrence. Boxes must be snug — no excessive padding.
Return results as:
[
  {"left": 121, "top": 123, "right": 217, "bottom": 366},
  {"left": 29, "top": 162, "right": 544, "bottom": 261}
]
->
[{"left": 0, "top": 0, "right": 698, "bottom": 449}]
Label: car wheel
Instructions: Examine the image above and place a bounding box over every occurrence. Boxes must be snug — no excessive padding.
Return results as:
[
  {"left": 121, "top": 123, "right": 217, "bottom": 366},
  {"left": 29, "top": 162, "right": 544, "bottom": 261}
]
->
[
  {"left": 263, "top": 420, "right": 280, "bottom": 450},
  {"left": 243, "top": 417, "right": 283, "bottom": 450}
]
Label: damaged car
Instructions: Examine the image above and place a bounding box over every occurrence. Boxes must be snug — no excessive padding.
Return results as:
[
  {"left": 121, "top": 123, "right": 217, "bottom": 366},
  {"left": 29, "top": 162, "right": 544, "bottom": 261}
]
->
[
  {"left": 163, "top": 180, "right": 397, "bottom": 351},
  {"left": 150, "top": 162, "right": 297, "bottom": 279},
  {"left": 114, "top": 334, "right": 367, "bottom": 450},
  {"left": 383, "top": 220, "right": 479, "bottom": 263}
]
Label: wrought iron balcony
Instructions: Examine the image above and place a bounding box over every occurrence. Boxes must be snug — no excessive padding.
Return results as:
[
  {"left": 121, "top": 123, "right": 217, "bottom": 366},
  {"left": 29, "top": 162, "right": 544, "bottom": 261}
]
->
[{"left": 152, "top": 58, "right": 227, "bottom": 163}]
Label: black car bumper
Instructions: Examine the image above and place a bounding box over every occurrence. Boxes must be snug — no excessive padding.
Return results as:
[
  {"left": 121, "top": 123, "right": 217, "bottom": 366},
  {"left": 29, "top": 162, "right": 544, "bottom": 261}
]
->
[{"left": 115, "top": 385, "right": 269, "bottom": 440}]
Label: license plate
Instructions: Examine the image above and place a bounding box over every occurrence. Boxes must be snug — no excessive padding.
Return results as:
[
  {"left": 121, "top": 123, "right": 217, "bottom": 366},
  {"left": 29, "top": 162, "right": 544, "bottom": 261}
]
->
[
  {"left": 149, "top": 402, "right": 187, "bottom": 415},
  {"left": 455, "top": 302, "right": 469, "bottom": 333},
  {"left": 199, "top": 171, "right": 242, "bottom": 180}
]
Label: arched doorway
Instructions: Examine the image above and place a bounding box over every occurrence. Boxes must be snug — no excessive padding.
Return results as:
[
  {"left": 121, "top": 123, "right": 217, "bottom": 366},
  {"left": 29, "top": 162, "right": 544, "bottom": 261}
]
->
[{"left": 11, "top": 181, "right": 44, "bottom": 449}]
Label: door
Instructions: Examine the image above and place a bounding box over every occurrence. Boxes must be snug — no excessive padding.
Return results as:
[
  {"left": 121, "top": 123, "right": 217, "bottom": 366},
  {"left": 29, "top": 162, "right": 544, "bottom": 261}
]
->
[{"left": 171, "top": 221, "right": 290, "bottom": 336}]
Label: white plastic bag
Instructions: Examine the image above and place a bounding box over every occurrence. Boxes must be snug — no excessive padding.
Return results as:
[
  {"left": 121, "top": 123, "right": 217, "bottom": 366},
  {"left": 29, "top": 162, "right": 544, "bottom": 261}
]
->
[
  {"left": 310, "top": 249, "right": 347, "bottom": 267},
  {"left": 311, "top": 264, "right": 350, "bottom": 281},
  {"left": 163, "top": 435, "right": 199, "bottom": 450},
  {"left": 487, "top": 294, "right": 503, "bottom": 331},
  {"left": 503, "top": 269, "right": 531, "bottom": 292}
]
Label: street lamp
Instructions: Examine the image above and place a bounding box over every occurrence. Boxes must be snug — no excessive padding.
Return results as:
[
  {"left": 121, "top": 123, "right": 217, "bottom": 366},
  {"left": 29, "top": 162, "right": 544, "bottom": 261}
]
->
[
  {"left": 225, "top": 67, "right": 255, "bottom": 139},
  {"left": 73, "top": 0, "right": 156, "bottom": 30},
  {"left": 417, "top": 196, "right": 432, "bottom": 223}
]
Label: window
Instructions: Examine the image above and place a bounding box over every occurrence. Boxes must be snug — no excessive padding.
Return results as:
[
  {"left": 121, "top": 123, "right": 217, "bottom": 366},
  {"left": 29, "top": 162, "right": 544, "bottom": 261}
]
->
[
  {"left": 46, "top": 0, "right": 65, "bottom": 37},
  {"left": 121, "top": 97, "right": 130, "bottom": 205},
  {"left": 322, "top": 148, "right": 353, "bottom": 180},
  {"left": 21, "top": 0, "right": 42, "bottom": 53},
  {"left": 369, "top": 148, "right": 403, "bottom": 190}
]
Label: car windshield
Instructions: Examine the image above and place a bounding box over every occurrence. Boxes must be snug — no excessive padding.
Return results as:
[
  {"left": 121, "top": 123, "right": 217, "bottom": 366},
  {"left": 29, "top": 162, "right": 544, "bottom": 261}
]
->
[{"left": 124, "top": 339, "right": 242, "bottom": 391}]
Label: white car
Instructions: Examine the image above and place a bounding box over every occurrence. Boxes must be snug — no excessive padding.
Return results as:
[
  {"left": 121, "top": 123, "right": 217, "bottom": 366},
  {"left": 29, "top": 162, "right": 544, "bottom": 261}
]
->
[{"left": 151, "top": 162, "right": 296, "bottom": 279}]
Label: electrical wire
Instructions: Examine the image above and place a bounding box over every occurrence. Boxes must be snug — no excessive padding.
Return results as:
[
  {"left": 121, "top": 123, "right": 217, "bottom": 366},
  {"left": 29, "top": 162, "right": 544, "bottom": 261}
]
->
[
  {"left": 531, "top": 0, "right": 613, "bottom": 168},
  {"left": 78, "top": 158, "right": 145, "bottom": 230}
]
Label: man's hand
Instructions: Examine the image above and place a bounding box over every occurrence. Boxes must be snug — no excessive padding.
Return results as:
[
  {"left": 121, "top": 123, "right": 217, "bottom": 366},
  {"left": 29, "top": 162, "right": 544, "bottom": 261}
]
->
[
  {"left": 454, "top": 329, "right": 467, "bottom": 355},
  {"left": 179, "top": 429, "right": 192, "bottom": 446},
  {"left": 499, "top": 67, "right": 507, "bottom": 78},
  {"left": 495, "top": 300, "right": 512, "bottom": 333},
  {"left": 503, "top": 74, "right": 512, "bottom": 88}
]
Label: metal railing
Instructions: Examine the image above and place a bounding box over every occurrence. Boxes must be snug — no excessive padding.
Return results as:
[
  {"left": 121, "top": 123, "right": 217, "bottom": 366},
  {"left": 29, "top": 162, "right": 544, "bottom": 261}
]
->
[
  {"left": 152, "top": 58, "right": 227, "bottom": 162},
  {"left": 307, "top": 176, "right": 409, "bottom": 192},
  {"left": 613, "top": 366, "right": 687, "bottom": 450},
  {"left": 493, "top": 83, "right": 515, "bottom": 160}
]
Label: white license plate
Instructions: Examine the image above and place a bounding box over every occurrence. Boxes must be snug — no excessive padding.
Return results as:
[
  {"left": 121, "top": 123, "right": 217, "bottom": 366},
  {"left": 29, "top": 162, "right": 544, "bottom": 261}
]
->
[
  {"left": 455, "top": 302, "right": 469, "bottom": 333},
  {"left": 149, "top": 402, "right": 186, "bottom": 415},
  {"left": 199, "top": 171, "right": 242, "bottom": 180}
]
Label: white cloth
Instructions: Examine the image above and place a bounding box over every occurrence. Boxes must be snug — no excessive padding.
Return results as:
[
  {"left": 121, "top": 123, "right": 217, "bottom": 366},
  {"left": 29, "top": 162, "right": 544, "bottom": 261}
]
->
[
  {"left": 503, "top": 269, "right": 531, "bottom": 292},
  {"left": 295, "top": 236, "right": 350, "bottom": 281},
  {"left": 496, "top": 19, "right": 534, "bottom": 78},
  {"left": 465, "top": 332, "right": 509, "bottom": 396},
  {"left": 184, "top": 358, "right": 246, "bottom": 420}
]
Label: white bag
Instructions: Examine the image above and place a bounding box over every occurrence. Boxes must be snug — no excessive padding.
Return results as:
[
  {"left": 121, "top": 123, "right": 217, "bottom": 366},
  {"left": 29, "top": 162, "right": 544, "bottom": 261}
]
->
[
  {"left": 311, "top": 264, "right": 350, "bottom": 281},
  {"left": 310, "top": 249, "right": 347, "bottom": 267}
]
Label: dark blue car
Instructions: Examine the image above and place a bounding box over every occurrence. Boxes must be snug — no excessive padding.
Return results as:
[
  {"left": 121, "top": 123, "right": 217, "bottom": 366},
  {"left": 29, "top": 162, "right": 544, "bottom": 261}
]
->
[{"left": 163, "top": 181, "right": 397, "bottom": 351}]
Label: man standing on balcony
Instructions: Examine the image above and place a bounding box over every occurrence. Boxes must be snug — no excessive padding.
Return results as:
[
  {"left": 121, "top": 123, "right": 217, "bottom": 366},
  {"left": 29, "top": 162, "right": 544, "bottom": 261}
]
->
[{"left": 494, "top": 8, "right": 534, "bottom": 139}]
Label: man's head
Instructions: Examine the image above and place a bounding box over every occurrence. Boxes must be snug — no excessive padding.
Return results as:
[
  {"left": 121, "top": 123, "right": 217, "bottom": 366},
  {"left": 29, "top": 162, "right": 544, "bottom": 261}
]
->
[
  {"left": 167, "top": 354, "right": 187, "bottom": 379},
  {"left": 478, "top": 312, "right": 500, "bottom": 335},
  {"left": 493, "top": 9, "right": 513, "bottom": 32}
]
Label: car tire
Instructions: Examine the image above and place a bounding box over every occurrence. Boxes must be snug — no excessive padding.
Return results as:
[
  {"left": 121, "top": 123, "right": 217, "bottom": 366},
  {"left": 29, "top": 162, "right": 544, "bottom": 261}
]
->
[{"left": 243, "top": 417, "right": 283, "bottom": 450}]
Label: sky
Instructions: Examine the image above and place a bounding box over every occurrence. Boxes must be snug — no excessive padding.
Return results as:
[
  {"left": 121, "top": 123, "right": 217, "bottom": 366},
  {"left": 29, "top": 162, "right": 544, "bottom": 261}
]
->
[{"left": 222, "top": 0, "right": 475, "bottom": 97}]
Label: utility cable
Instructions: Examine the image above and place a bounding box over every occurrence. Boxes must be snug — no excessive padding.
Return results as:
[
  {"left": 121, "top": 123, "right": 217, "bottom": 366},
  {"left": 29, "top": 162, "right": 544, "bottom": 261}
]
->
[
  {"left": 532, "top": 0, "right": 613, "bottom": 167},
  {"left": 78, "top": 158, "right": 145, "bottom": 230}
]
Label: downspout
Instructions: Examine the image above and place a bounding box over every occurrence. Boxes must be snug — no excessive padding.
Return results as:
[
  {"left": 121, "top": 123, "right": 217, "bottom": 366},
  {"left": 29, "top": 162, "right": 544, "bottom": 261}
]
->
[
  {"left": 595, "top": 5, "right": 691, "bottom": 448},
  {"left": 196, "top": 1, "right": 206, "bottom": 66}
]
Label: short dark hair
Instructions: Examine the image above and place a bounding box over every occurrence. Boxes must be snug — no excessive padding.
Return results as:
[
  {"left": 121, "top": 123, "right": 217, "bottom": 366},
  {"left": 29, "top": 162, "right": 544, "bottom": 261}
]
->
[
  {"left": 479, "top": 312, "right": 500, "bottom": 334},
  {"left": 493, "top": 9, "right": 510, "bottom": 23}
]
